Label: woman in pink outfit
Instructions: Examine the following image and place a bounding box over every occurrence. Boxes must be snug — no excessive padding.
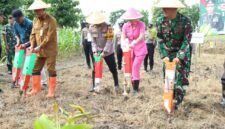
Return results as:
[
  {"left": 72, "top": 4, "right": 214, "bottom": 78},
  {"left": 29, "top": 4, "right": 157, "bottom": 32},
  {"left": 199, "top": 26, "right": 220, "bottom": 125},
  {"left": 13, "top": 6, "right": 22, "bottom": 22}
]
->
[{"left": 121, "top": 8, "right": 147, "bottom": 95}]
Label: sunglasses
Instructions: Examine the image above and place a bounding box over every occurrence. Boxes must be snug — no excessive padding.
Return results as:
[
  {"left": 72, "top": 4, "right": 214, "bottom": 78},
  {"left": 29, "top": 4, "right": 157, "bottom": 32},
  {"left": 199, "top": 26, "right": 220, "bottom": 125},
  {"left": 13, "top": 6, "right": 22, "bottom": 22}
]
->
[{"left": 8, "top": 17, "right": 13, "bottom": 19}]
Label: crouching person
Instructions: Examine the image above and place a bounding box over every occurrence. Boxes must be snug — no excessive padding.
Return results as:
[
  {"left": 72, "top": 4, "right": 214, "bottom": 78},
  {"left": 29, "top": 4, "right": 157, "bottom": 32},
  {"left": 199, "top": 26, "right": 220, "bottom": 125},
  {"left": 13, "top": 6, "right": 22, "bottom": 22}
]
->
[
  {"left": 27, "top": 0, "right": 58, "bottom": 98},
  {"left": 87, "top": 11, "right": 120, "bottom": 94}
]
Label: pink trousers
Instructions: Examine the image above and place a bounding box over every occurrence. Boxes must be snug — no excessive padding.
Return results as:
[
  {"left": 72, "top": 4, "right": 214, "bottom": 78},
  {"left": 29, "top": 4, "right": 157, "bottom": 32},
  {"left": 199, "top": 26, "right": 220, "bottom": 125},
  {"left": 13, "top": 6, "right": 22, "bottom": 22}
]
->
[{"left": 132, "top": 55, "right": 145, "bottom": 81}]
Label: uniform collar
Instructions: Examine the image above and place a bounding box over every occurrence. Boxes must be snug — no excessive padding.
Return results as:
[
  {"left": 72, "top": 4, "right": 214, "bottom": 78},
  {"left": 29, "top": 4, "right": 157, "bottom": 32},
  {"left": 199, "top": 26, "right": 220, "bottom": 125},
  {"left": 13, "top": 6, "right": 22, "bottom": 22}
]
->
[{"left": 37, "top": 13, "right": 48, "bottom": 20}]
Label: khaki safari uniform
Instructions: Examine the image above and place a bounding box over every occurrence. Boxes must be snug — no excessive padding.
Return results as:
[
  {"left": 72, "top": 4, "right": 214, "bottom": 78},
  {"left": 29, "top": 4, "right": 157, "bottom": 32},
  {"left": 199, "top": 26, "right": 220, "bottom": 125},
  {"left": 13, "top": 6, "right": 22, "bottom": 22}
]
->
[{"left": 30, "top": 14, "right": 58, "bottom": 77}]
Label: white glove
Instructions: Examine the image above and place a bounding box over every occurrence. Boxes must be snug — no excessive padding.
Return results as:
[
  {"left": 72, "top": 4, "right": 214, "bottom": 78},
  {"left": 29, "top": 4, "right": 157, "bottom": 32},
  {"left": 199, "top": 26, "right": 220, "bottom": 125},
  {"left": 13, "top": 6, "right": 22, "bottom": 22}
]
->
[{"left": 129, "top": 40, "right": 137, "bottom": 48}]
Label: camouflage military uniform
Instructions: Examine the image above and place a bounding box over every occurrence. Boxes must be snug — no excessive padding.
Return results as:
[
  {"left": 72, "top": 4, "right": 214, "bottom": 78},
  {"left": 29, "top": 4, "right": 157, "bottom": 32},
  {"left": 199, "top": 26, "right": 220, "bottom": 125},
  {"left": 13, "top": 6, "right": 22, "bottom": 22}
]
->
[
  {"left": 156, "top": 13, "right": 193, "bottom": 96},
  {"left": 2, "top": 24, "right": 16, "bottom": 72}
]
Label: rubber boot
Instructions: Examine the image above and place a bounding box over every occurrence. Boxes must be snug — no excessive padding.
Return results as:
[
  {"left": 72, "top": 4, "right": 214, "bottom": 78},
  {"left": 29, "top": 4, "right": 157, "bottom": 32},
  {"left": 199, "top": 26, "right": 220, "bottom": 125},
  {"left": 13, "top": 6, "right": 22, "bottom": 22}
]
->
[
  {"left": 27, "top": 75, "right": 41, "bottom": 96},
  {"left": 7, "top": 64, "right": 12, "bottom": 75},
  {"left": 46, "top": 77, "right": 56, "bottom": 98},
  {"left": 133, "top": 80, "right": 139, "bottom": 96},
  {"left": 174, "top": 87, "right": 184, "bottom": 110},
  {"left": 221, "top": 84, "right": 225, "bottom": 106}
]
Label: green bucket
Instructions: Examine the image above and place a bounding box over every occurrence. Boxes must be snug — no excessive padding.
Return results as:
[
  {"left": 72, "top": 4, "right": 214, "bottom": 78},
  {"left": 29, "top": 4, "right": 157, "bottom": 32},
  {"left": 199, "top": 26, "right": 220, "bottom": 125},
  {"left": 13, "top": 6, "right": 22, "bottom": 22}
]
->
[
  {"left": 13, "top": 49, "right": 25, "bottom": 68},
  {"left": 22, "top": 53, "right": 37, "bottom": 75},
  {"left": 94, "top": 55, "right": 102, "bottom": 62}
]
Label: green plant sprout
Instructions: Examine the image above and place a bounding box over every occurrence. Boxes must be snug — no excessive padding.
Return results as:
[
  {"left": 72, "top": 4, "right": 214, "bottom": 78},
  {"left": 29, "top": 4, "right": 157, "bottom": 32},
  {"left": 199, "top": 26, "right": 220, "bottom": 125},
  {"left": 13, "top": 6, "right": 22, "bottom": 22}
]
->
[{"left": 33, "top": 103, "right": 93, "bottom": 129}]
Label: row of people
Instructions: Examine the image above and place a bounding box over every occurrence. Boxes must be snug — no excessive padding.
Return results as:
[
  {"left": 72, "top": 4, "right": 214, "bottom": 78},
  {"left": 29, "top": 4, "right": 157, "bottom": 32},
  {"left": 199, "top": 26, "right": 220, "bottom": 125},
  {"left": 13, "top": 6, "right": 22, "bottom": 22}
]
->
[{"left": 1, "top": 0, "right": 57, "bottom": 97}]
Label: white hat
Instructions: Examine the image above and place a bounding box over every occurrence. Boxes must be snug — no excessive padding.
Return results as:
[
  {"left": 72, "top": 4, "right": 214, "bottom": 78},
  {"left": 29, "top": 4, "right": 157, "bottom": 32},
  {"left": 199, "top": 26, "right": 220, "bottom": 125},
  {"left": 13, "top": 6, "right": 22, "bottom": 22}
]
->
[
  {"left": 155, "top": 0, "right": 185, "bottom": 8},
  {"left": 121, "top": 8, "right": 143, "bottom": 20},
  {"left": 86, "top": 11, "right": 107, "bottom": 24},
  {"left": 28, "top": 0, "right": 51, "bottom": 10}
]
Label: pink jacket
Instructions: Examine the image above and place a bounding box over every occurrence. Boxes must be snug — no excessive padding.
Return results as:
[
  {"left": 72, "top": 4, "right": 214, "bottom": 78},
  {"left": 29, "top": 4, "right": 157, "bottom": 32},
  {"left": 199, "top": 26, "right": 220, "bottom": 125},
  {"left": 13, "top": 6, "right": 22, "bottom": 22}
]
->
[{"left": 122, "top": 20, "right": 147, "bottom": 56}]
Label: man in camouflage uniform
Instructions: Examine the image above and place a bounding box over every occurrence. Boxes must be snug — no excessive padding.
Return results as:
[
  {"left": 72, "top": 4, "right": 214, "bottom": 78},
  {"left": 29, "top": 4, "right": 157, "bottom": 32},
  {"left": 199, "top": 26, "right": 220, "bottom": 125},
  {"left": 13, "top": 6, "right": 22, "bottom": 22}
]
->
[
  {"left": 2, "top": 16, "right": 16, "bottom": 74},
  {"left": 156, "top": 0, "right": 193, "bottom": 108}
]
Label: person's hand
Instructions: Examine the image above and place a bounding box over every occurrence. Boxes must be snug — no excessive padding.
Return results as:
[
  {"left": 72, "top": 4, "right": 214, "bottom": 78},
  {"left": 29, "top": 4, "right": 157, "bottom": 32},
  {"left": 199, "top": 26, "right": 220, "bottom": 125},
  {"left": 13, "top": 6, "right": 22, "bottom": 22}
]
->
[
  {"left": 129, "top": 40, "right": 137, "bottom": 48},
  {"left": 34, "top": 46, "right": 41, "bottom": 53},
  {"left": 93, "top": 52, "right": 98, "bottom": 56},
  {"left": 21, "top": 44, "right": 26, "bottom": 49},
  {"left": 100, "top": 52, "right": 105, "bottom": 57},
  {"left": 163, "top": 57, "right": 169, "bottom": 62},
  {"left": 16, "top": 38, "right": 20, "bottom": 47},
  {"left": 173, "top": 58, "right": 180, "bottom": 64}
]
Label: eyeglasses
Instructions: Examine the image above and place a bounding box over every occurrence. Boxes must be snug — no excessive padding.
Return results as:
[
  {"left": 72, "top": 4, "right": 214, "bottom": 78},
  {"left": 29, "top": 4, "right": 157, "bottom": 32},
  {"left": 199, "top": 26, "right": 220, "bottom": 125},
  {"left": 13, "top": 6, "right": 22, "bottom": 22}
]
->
[{"left": 8, "top": 17, "right": 12, "bottom": 19}]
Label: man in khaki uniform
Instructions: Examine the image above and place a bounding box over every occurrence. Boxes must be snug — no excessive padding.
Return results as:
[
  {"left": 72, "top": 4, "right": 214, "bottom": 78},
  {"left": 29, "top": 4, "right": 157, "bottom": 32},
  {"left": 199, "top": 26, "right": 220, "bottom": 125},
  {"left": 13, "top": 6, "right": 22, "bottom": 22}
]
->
[{"left": 27, "top": 0, "right": 57, "bottom": 98}]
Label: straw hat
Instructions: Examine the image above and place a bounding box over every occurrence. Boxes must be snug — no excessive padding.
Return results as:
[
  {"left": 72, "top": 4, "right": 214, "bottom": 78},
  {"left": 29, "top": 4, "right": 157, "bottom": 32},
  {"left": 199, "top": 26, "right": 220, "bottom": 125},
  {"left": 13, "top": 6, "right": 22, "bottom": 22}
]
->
[
  {"left": 86, "top": 11, "right": 107, "bottom": 24},
  {"left": 155, "top": 0, "right": 185, "bottom": 8},
  {"left": 121, "top": 8, "right": 143, "bottom": 20},
  {"left": 28, "top": 0, "right": 51, "bottom": 10}
]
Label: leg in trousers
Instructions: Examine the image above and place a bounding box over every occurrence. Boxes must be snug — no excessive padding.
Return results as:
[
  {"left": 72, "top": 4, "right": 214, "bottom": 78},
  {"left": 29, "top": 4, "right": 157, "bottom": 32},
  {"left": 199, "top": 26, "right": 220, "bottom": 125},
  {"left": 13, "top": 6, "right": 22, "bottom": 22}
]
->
[
  {"left": 104, "top": 54, "right": 119, "bottom": 87},
  {"left": 88, "top": 41, "right": 94, "bottom": 68},
  {"left": 83, "top": 40, "right": 91, "bottom": 68},
  {"left": 144, "top": 44, "right": 150, "bottom": 71},
  {"left": 149, "top": 44, "right": 155, "bottom": 70},
  {"left": 46, "top": 56, "right": 57, "bottom": 98},
  {"left": 28, "top": 57, "right": 45, "bottom": 96},
  {"left": 117, "top": 44, "right": 123, "bottom": 70}
]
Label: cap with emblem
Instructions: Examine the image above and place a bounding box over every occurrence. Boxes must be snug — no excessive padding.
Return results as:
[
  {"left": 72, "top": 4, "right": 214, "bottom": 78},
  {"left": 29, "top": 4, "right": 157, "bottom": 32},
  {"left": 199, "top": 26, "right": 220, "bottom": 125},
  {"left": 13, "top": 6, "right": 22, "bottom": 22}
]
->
[
  {"left": 28, "top": 0, "right": 51, "bottom": 10},
  {"left": 86, "top": 11, "right": 107, "bottom": 25},
  {"left": 155, "top": 0, "right": 185, "bottom": 8},
  {"left": 121, "top": 8, "right": 143, "bottom": 20}
]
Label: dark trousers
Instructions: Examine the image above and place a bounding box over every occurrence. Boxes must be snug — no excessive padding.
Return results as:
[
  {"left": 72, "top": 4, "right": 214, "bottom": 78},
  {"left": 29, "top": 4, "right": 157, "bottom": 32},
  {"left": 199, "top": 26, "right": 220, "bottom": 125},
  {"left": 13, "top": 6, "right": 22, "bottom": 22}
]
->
[
  {"left": 83, "top": 39, "right": 94, "bottom": 68},
  {"left": 0, "top": 43, "right": 2, "bottom": 59},
  {"left": 221, "top": 61, "right": 225, "bottom": 98},
  {"left": 144, "top": 43, "right": 155, "bottom": 70},
  {"left": 116, "top": 44, "right": 123, "bottom": 70},
  {"left": 92, "top": 53, "right": 119, "bottom": 87}
]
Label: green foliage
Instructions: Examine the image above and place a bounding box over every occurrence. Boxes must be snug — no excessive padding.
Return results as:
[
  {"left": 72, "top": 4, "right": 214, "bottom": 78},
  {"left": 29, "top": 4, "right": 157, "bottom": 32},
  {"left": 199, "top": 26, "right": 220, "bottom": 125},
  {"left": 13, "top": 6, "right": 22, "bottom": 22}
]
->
[
  {"left": 109, "top": 9, "right": 125, "bottom": 25},
  {"left": 58, "top": 28, "right": 81, "bottom": 56},
  {"left": 46, "top": 0, "right": 81, "bottom": 28},
  {"left": 22, "top": 0, "right": 81, "bottom": 28},
  {"left": 178, "top": 5, "right": 200, "bottom": 29},
  {"left": 0, "top": 0, "right": 22, "bottom": 23},
  {"left": 152, "top": 8, "right": 162, "bottom": 25},
  {"left": 200, "top": 24, "right": 217, "bottom": 36},
  {"left": 140, "top": 10, "right": 149, "bottom": 26},
  {"left": 34, "top": 103, "right": 93, "bottom": 129},
  {"left": 152, "top": 2, "right": 200, "bottom": 30}
]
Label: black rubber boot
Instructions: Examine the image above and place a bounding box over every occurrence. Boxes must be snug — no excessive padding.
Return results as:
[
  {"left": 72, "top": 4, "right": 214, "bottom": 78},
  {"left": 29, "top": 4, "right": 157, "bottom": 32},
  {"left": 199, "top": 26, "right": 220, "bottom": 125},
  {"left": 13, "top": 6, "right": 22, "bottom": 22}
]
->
[
  {"left": 133, "top": 80, "right": 139, "bottom": 96},
  {"left": 112, "top": 72, "right": 119, "bottom": 87},
  {"left": 7, "top": 64, "right": 12, "bottom": 75},
  {"left": 221, "top": 84, "right": 225, "bottom": 106},
  {"left": 174, "top": 87, "right": 184, "bottom": 110},
  {"left": 222, "top": 84, "right": 225, "bottom": 99}
]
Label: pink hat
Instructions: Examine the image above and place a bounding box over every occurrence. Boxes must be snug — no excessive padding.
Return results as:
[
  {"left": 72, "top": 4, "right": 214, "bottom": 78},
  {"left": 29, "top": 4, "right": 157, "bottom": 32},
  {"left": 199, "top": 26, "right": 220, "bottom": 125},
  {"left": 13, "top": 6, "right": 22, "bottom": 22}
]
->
[{"left": 121, "top": 8, "right": 143, "bottom": 20}]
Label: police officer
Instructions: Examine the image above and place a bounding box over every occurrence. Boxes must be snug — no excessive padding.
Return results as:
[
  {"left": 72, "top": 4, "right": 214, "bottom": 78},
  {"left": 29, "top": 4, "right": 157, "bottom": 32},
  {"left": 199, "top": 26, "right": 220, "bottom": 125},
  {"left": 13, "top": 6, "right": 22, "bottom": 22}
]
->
[
  {"left": 115, "top": 22, "right": 124, "bottom": 70},
  {"left": 81, "top": 22, "right": 94, "bottom": 69},
  {"left": 87, "top": 11, "right": 120, "bottom": 94}
]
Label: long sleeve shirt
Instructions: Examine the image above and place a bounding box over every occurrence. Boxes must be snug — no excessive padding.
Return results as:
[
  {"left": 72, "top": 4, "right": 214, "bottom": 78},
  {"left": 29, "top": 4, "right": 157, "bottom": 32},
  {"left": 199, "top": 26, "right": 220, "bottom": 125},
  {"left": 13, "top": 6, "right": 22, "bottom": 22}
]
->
[{"left": 30, "top": 14, "right": 58, "bottom": 57}]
